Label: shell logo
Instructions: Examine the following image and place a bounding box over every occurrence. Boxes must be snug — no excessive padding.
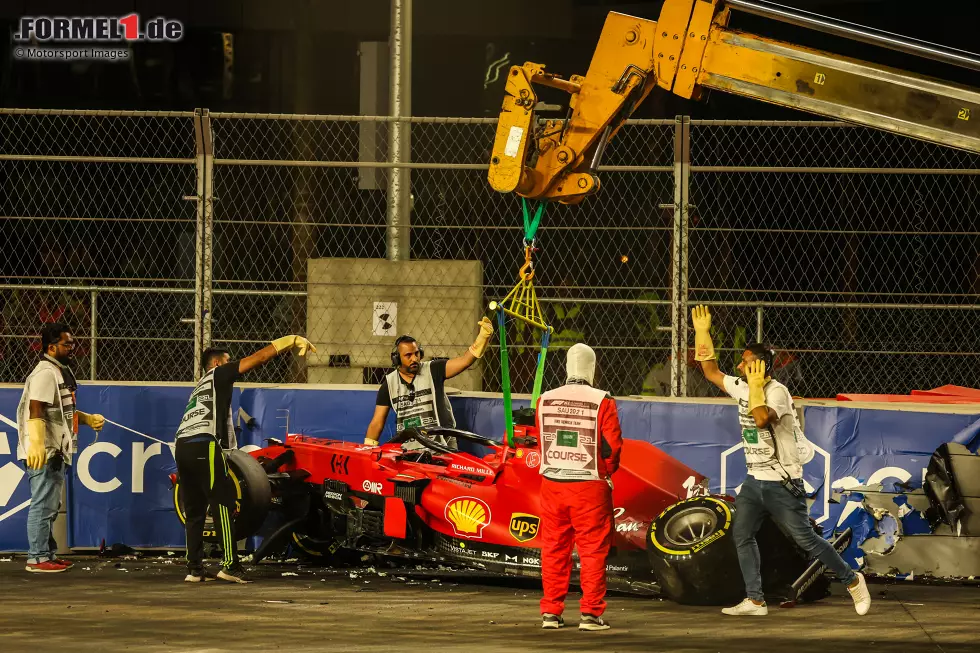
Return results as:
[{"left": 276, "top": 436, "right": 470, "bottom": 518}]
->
[{"left": 444, "top": 496, "right": 492, "bottom": 539}]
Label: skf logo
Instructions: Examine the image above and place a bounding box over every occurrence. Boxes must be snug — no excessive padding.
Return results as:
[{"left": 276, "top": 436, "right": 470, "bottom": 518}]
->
[
  {"left": 509, "top": 513, "right": 540, "bottom": 543},
  {"left": 362, "top": 480, "right": 383, "bottom": 495},
  {"left": 445, "top": 496, "right": 491, "bottom": 539}
]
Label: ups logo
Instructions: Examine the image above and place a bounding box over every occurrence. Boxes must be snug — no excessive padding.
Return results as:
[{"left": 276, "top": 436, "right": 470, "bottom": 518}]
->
[{"left": 509, "top": 513, "right": 540, "bottom": 543}]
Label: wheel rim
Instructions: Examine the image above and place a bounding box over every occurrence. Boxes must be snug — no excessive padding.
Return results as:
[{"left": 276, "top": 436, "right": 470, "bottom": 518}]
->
[{"left": 662, "top": 507, "right": 719, "bottom": 547}]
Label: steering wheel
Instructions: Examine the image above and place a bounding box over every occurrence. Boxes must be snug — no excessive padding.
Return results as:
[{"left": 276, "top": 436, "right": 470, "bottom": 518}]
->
[
  {"left": 408, "top": 429, "right": 457, "bottom": 456},
  {"left": 391, "top": 427, "right": 501, "bottom": 456},
  {"left": 424, "top": 426, "right": 501, "bottom": 449}
]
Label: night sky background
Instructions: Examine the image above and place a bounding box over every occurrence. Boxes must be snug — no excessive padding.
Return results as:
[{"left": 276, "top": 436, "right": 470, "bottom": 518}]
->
[{"left": 2, "top": 0, "right": 978, "bottom": 119}]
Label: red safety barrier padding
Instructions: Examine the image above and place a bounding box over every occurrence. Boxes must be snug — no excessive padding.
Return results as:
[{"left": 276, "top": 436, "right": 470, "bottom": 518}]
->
[
  {"left": 910, "top": 385, "right": 980, "bottom": 400},
  {"left": 836, "top": 390, "right": 980, "bottom": 404}
]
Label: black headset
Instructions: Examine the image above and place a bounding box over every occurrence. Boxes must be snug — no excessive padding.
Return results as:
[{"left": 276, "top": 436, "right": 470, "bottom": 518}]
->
[
  {"left": 746, "top": 342, "right": 775, "bottom": 374},
  {"left": 391, "top": 335, "right": 424, "bottom": 368}
]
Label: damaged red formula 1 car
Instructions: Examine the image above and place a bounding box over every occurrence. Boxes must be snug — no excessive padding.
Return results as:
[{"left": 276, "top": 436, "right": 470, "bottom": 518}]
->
[{"left": 173, "top": 422, "right": 844, "bottom": 605}]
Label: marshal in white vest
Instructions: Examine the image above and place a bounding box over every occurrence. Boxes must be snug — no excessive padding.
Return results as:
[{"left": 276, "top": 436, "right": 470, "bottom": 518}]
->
[{"left": 537, "top": 383, "right": 608, "bottom": 481}]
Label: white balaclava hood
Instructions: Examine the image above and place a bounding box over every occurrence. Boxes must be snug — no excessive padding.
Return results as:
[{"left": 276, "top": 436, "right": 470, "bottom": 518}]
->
[{"left": 566, "top": 343, "right": 596, "bottom": 385}]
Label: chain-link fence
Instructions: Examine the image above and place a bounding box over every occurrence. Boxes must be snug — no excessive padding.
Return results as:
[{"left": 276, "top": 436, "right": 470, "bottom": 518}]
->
[
  {"left": 688, "top": 120, "right": 980, "bottom": 397},
  {"left": 0, "top": 109, "right": 200, "bottom": 383},
  {"left": 2, "top": 109, "right": 978, "bottom": 397},
  {"left": 207, "top": 114, "right": 676, "bottom": 393}
]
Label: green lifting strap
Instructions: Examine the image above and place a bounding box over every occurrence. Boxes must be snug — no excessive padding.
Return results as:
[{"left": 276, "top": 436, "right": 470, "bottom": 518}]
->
[
  {"left": 497, "top": 309, "right": 515, "bottom": 447},
  {"left": 530, "top": 328, "right": 551, "bottom": 408},
  {"left": 521, "top": 197, "right": 545, "bottom": 243}
]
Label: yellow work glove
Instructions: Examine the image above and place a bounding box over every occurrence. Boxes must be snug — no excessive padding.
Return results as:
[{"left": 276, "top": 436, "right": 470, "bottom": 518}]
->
[
  {"left": 691, "top": 304, "right": 716, "bottom": 361},
  {"left": 26, "top": 418, "right": 48, "bottom": 470},
  {"left": 271, "top": 335, "right": 318, "bottom": 356},
  {"left": 78, "top": 411, "right": 105, "bottom": 432},
  {"left": 364, "top": 437, "right": 380, "bottom": 446},
  {"left": 468, "top": 317, "right": 495, "bottom": 359},
  {"left": 745, "top": 359, "right": 769, "bottom": 413}
]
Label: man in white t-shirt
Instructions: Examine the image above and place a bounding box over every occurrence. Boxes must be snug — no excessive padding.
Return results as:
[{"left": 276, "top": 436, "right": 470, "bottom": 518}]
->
[
  {"left": 691, "top": 305, "right": 871, "bottom": 617},
  {"left": 17, "top": 323, "right": 104, "bottom": 573}
]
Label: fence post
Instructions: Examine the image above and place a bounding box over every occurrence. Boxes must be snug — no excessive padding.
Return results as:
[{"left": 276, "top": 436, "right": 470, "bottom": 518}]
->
[
  {"left": 90, "top": 290, "right": 98, "bottom": 380},
  {"left": 386, "top": 0, "right": 412, "bottom": 261},
  {"left": 756, "top": 306, "right": 764, "bottom": 343},
  {"left": 190, "top": 109, "right": 215, "bottom": 380},
  {"left": 191, "top": 110, "right": 205, "bottom": 380},
  {"left": 670, "top": 116, "right": 691, "bottom": 397},
  {"left": 201, "top": 110, "right": 215, "bottom": 355}
]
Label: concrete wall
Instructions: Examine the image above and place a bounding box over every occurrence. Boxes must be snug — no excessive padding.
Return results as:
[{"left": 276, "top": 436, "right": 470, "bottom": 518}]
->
[{"left": 306, "top": 258, "right": 484, "bottom": 390}]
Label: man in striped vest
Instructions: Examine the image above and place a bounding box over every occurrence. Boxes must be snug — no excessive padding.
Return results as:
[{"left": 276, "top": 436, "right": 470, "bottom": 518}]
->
[{"left": 175, "top": 334, "right": 315, "bottom": 584}]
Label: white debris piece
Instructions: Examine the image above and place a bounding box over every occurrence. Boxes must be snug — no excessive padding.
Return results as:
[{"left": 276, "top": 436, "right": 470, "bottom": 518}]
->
[
  {"left": 281, "top": 572, "right": 299, "bottom": 577},
  {"left": 0, "top": 557, "right": 12, "bottom": 562},
  {"left": 349, "top": 572, "right": 359, "bottom": 579}
]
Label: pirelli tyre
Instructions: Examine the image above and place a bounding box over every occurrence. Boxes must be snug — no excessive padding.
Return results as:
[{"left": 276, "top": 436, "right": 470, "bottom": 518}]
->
[
  {"left": 173, "top": 449, "right": 273, "bottom": 543},
  {"left": 647, "top": 496, "right": 745, "bottom": 606}
]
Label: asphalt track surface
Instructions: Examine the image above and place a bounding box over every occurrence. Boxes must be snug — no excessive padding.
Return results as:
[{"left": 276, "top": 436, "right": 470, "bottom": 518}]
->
[{"left": 1, "top": 556, "right": 978, "bottom": 652}]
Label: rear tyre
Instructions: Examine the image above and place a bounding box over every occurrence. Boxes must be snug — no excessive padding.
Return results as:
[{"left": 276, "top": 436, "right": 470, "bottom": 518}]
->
[
  {"left": 647, "top": 496, "right": 745, "bottom": 606},
  {"left": 173, "top": 449, "right": 272, "bottom": 543}
]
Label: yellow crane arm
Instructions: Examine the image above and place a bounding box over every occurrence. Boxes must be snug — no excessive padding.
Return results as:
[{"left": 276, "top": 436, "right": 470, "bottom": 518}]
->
[{"left": 488, "top": 0, "right": 980, "bottom": 205}]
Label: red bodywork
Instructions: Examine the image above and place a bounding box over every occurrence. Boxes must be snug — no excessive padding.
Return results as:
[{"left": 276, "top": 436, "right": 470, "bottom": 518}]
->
[{"left": 251, "top": 423, "right": 706, "bottom": 554}]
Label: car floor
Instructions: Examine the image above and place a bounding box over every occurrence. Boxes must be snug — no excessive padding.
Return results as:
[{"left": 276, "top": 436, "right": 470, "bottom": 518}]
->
[{"left": 0, "top": 556, "right": 977, "bottom": 652}]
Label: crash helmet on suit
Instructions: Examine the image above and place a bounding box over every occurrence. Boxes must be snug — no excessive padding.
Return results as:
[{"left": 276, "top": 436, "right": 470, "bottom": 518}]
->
[{"left": 566, "top": 343, "right": 596, "bottom": 385}]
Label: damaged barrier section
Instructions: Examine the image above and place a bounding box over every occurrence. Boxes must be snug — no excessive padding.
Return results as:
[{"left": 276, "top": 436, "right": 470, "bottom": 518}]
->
[{"left": 1, "top": 383, "right": 978, "bottom": 582}]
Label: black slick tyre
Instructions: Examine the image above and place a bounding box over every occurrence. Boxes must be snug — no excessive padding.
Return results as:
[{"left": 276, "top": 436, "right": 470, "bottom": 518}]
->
[
  {"left": 647, "top": 496, "right": 745, "bottom": 605},
  {"left": 174, "top": 448, "right": 272, "bottom": 542}
]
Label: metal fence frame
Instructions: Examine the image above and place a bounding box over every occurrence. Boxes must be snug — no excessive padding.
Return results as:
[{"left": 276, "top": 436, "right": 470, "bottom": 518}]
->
[{"left": 2, "top": 109, "right": 978, "bottom": 395}]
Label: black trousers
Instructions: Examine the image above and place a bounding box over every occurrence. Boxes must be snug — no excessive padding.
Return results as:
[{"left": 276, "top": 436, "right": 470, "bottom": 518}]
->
[{"left": 175, "top": 439, "right": 239, "bottom": 570}]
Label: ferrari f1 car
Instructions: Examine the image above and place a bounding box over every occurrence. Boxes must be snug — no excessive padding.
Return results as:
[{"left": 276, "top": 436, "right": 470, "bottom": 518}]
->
[{"left": 173, "top": 420, "right": 845, "bottom": 605}]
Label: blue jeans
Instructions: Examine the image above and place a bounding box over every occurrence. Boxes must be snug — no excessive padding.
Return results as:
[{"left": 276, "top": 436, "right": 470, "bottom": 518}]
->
[
  {"left": 734, "top": 474, "right": 856, "bottom": 602},
  {"left": 26, "top": 460, "right": 67, "bottom": 564}
]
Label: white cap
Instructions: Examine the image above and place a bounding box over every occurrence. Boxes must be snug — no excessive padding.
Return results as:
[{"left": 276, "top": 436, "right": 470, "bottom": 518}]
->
[{"left": 566, "top": 343, "right": 596, "bottom": 385}]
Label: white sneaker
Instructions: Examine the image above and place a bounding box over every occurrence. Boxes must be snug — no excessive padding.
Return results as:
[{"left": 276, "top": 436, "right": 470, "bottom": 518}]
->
[
  {"left": 721, "top": 598, "right": 768, "bottom": 616},
  {"left": 847, "top": 572, "right": 871, "bottom": 615},
  {"left": 579, "top": 614, "right": 611, "bottom": 631},
  {"left": 541, "top": 613, "right": 564, "bottom": 629}
]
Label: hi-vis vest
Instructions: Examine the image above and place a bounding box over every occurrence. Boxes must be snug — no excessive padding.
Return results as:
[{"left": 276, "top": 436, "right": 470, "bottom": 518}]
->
[
  {"left": 386, "top": 361, "right": 444, "bottom": 433},
  {"left": 17, "top": 358, "right": 77, "bottom": 463},
  {"left": 538, "top": 384, "right": 607, "bottom": 481},
  {"left": 175, "top": 367, "right": 236, "bottom": 449}
]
